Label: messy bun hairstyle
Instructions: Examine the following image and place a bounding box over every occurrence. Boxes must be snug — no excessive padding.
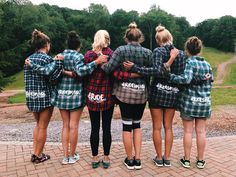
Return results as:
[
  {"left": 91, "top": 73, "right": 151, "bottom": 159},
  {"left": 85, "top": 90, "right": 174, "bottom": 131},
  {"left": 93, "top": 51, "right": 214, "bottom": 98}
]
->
[
  {"left": 124, "top": 22, "right": 144, "bottom": 43},
  {"left": 67, "top": 31, "right": 81, "bottom": 50},
  {"left": 185, "top": 36, "right": 202, "bottom": 56},
  {"left": 31, "top": 29, "right": 50, "bottom": 50},
  {"left": 155, "top": 25, "right": 173, "bottom": 46}
]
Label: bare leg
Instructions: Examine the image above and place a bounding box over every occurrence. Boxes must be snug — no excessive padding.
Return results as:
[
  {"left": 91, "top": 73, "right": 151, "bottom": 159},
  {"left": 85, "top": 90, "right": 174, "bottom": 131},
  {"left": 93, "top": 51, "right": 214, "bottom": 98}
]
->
[
  {"left": 195, "top": 119, "right": 206, "bottom": 160},
  {"left": 182, "top": 119, "right": 194, "bottom": 160},
  {"left": 133, "top": 127, "right": 142, "bottom": 159},
  {"left": 150, "top": 109, "right": 163, "bottom": 160},
  {"left": 60, "top": 110, "right": 70, "bottom": 157},
  {"left": 32, "top": 112, "right": 39, "bottom": 155},
  {"left": 123, "top": 131, "right": 133, "bottom": 159},
  {"left": 163, "top": 109, "right": 175, "bottom": 160},
  {"left": 69, "top": 109, "right": 83, "bottom": 156},
  {"left": 34, "top": 107, "right": 53, "bottom": 156}
]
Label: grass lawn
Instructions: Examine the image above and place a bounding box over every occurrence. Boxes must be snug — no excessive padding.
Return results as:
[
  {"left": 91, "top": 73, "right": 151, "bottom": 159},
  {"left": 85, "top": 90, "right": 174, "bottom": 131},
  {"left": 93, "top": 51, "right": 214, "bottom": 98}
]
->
[
  {"left": 211, "top": 88, "right": 236, "bottom": 107},
  {"left": 201, "top": 47, "right": 234, "bottom": 77},
  {"left": 5, "top": 70, "right": 24, "bottom": 90},
  {"left": 8, "top": 92, "right": 25, "bottom": 104},
  {"left": 224, "top": 63, "right": 236, "bottom": 85}
]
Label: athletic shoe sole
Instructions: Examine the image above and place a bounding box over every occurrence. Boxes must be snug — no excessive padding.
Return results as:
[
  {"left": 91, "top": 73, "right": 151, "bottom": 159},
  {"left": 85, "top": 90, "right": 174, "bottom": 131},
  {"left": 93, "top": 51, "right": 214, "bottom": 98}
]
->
[
  {"left": 123, "top": 162, "right": 135, "bottom": 170},
  {"left": 134, "top": 165, "right": 142, "bottom": 170}
]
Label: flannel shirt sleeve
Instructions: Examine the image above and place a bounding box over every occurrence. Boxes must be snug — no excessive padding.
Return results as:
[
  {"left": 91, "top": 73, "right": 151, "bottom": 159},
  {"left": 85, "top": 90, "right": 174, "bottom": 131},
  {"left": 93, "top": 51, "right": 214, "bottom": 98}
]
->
[
  {"left": 73, "top": 54, "right": 97, "bottom": 77},
  {"left": 170, "top": 60, "right": 193, "bottom": 84},
  {"left": 29, "top": 60, "right": 63, "bottom": 78},
  {"left": 131, "top": 52, "right": 168, "bottom": 77},
  {"left": 112, "top": 68, "right": 131, "bottom": 81},
  {"left": 101, "top": 48, "right": 121, "bottom": 73}
]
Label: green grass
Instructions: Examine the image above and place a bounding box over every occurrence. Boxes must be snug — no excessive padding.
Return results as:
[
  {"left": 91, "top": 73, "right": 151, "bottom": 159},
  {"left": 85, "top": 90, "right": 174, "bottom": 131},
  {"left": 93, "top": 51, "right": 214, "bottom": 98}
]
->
[
  {"left": 201, "top": 47, "right": 234, "bottom": 68},
  {"left": 8, "top": 92, "right": 26, "bottom": 104},
  {"left": 201, "top": 47, "right": 234, "bottom": 77},
  {"left": 211, "top": 88, "right": 236, "bottom": 107},
  {"left": 5, "top": 71, "right": 24, "bottom": 90},
  {"left": 224, "top": 63, "right": 236, "bottom": 85}
]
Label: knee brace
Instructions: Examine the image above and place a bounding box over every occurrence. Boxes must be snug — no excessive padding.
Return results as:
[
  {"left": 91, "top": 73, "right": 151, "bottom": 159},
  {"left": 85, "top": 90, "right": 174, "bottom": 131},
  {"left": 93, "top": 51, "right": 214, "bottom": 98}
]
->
[
  {"left": 122, "top": 120, "right": 132, "bottom": 132},
  {"left": 132, "top": 120, "right": 141, "bottom": 130}
]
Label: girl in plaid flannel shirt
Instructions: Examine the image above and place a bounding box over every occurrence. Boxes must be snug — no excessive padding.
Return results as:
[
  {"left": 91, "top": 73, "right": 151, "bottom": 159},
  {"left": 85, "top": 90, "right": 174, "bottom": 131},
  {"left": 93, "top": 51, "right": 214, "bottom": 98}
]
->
[
  {"left": 102, "top": 22, "right": 154, "bottom": 170},
  {"left": 169, "top": 37, "right": 213, "bottom": 169},
  {"left": 24, "top": 29, "right": 63, "bottom": 163},
  {"left": 84, "top": 30, "right": 115, "bottom": 169}
]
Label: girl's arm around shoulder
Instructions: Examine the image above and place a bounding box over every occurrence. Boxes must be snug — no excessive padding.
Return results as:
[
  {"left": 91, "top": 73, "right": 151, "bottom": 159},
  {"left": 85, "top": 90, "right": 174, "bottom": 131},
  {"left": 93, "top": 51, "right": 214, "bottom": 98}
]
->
[
  {"left": 101, "top": 47, "right": 121, "bottom": 73},
  {"left": 73, "top": 53, "right": 107, "bottom": 77},
  {"left": 25, "top": 54, "right": 63, "bottom": 76},
  {"left": 169, "top": 59, "right": 193, "bottom": 84}
]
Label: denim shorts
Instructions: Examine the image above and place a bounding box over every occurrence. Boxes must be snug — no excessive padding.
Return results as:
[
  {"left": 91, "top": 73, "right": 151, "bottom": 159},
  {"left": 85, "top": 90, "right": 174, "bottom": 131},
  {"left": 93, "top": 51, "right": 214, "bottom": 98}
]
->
[{"left": 180, "top": 112, "right": 210, "bottom": 121}]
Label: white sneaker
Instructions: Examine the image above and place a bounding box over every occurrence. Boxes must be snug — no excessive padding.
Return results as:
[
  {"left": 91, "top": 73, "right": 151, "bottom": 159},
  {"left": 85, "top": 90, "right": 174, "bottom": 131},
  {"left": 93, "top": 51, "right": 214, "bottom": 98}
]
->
[
  {"left": 61, "top": 157, "right": 69, "bottom": 165},
  {"left": 68, "top": 154, "right": 79, "bottom": 164}
]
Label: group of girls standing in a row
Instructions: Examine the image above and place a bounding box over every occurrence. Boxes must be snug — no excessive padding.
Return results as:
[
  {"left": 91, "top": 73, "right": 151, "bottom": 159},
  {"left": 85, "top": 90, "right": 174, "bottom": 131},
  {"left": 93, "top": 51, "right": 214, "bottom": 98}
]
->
[{"left": 24, "top": 22, "right": 213, "bottom": 170}]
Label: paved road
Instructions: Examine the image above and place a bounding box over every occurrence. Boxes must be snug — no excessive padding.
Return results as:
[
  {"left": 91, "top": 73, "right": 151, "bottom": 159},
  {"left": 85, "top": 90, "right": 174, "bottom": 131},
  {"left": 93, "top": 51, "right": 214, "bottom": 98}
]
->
[{"left": 0, "top": 136, "right": 236, "bottom": 177}]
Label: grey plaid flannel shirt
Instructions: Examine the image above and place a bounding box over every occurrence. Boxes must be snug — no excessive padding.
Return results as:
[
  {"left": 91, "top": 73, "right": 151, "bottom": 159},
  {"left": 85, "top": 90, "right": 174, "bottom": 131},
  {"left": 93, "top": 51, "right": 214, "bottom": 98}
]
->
[{"left": 102, "top": 43, "right": 152, "bottom": 104}]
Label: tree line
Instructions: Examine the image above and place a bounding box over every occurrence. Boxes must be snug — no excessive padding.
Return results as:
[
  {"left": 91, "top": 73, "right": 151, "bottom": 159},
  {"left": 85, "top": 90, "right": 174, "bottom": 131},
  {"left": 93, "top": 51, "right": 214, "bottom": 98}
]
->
[{"left": 0, "top": 0, "right": 235, "bottom": 89}]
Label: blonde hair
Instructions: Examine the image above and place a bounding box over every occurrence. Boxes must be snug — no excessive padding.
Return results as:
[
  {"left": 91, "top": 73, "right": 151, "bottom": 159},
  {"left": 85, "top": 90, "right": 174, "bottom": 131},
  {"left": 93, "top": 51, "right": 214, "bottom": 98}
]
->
[
  {"left": 92, "top": 30, "right": 110, "bottom": 51},
  {"left": 124, "top": 22, "right": 144, "bottom": 43},
  {"left": 155, "top": 25, "right": 173, "bottom": 46}
]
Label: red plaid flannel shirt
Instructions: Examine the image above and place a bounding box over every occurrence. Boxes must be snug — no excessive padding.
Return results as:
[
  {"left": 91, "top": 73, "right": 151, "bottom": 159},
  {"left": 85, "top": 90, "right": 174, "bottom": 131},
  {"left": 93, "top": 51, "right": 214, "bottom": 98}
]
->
[{"left": 84, "top": 47, "right": 130, "bottom": 111}]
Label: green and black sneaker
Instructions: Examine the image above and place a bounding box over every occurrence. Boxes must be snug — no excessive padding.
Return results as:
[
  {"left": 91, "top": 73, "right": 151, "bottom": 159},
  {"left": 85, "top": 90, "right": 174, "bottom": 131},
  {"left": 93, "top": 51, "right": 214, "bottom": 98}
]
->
[
  {"left": 180, "top": 157, "right": 191, "bottom": 168},
  {"left": 196, "top": 159, "right": 206, "bottom": 169}
]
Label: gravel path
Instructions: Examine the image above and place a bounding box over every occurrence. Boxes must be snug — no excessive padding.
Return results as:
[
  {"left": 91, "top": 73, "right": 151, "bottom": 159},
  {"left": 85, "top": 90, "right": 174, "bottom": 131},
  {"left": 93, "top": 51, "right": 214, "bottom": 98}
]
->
[{"left": 0, "top": 119, "right": 235, "bottom": 143}]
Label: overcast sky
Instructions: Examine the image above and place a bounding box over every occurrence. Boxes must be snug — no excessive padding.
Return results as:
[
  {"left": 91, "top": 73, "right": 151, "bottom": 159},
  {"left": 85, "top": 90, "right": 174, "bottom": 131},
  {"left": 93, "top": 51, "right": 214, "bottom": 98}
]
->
[{"left": 30, "top": 0, "right": 236, "bottom": 26}]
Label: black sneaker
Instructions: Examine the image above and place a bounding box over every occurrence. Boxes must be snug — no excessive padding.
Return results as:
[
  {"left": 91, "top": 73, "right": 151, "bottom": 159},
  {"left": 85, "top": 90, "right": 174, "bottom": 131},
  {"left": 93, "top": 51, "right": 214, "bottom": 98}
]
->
[
  {"left": 180, "top": 157, "right": 190, "bottom": 168},
  {"left": 196, "top": 159, "right": 206, "bottom": 169},
  {"left": 124, "top": 157, "right": 135, "bottom": 170},
  {"left": 134, "top": 158, "right": 142, "bottom": 170},
  {"left": 163, "top": 156, "right": 171, "bottom": 167},
  {"left": 34, "top": 153, "right": 50, "bottom": 164},
  {"left": 31, "top": 154, "right": 37, "bottom": 162},
  {"left": 153, "top": 156, "right": 163, "bottom": 167}
]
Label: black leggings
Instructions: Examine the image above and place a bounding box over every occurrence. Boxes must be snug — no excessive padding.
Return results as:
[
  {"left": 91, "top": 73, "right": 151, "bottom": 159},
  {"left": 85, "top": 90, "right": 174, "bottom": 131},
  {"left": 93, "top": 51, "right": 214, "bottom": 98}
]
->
[{"left": 89, "top": 106, "right": 114, "bottom": 156}]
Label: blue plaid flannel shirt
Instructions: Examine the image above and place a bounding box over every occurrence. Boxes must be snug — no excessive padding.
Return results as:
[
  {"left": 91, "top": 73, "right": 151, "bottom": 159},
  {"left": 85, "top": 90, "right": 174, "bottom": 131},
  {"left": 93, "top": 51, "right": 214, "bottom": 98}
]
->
[
  {"left": 132, "top": 45, "right": 186, "bottom": 108},
  {"left": 24, "top": 52, "right": 63, "bottom": 112}
]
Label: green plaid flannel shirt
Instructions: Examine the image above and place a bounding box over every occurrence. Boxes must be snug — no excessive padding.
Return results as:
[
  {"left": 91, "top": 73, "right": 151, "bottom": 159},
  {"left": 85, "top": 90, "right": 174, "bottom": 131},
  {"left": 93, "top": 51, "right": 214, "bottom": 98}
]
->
[
  {"left": 170, "top": 56, "right": 213, "bottom": 118},
  {"left": 51, "top": 49, "right": 96, "bottom": 109}
]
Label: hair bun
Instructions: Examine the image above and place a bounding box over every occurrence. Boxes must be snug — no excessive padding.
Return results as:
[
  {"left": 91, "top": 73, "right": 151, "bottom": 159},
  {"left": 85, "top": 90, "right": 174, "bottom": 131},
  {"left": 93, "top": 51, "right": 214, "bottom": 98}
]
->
[
  {"left": 68, "top": 31, "right": 78, "bottom": 39},
  {"left": 156, "top": 25, "right": 165, "bottom": 32},
  {"left": 128, "top": 22, "right": 137, "bottom": 29},
  {"left": 32, "top": 29, "right": 40, "bottom": 38}
]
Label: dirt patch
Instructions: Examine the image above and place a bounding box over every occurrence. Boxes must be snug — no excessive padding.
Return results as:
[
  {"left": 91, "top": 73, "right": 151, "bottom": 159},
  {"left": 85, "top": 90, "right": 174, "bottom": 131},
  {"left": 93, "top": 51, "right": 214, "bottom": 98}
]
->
[{"left": 214, "top": 56, "right": 236, "bottom": 85}]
